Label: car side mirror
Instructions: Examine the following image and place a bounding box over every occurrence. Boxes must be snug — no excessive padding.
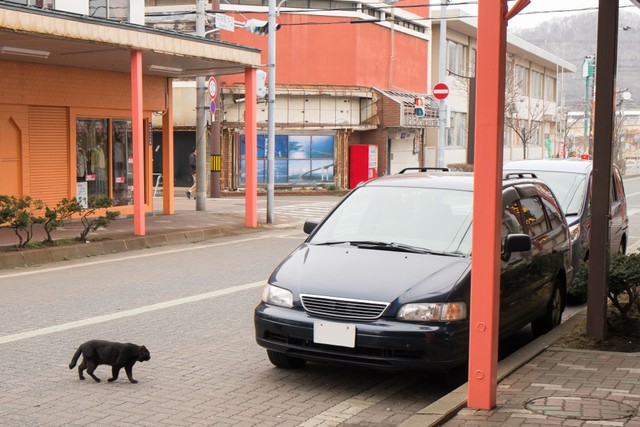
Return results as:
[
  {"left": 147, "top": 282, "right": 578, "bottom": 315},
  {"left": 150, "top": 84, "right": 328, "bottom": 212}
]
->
[
  {"left": 502, "top": 233, "right": 531, "bottom": 261},
  {"left": 303, "top": 220, "right": 319, "bottom": 235}
]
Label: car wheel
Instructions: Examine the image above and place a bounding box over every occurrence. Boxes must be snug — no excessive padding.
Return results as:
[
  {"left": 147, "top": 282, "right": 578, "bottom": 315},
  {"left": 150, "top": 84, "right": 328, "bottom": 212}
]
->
[
  {"left": 531, "top": 280, "right": 563, "bottom": 337},
  {"left": 266, "top": 349, "right": 307, "bottom": 369}
]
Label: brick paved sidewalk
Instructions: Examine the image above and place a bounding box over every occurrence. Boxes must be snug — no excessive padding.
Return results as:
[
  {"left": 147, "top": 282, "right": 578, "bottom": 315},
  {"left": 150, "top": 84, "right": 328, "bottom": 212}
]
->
[{"left": 442, "top": 347, "right": 640, "bottom": 426}]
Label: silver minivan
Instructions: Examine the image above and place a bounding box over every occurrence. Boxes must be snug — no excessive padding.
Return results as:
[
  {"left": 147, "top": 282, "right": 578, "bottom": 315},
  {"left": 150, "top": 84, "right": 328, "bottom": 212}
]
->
[{"left": 504, "top": 158, "right": 628, "bottom": 298}]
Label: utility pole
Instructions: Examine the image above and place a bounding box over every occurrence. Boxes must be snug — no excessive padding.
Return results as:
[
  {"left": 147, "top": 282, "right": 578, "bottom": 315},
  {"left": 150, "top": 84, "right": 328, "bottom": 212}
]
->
[
  {"left": 195, "top": 0, "right": 207, "bottom": 210},
  {"left": 209, "top": 0, "right": 222, "bottom": 198},
  {"left": 437, "top": 0, "right": 448, "bottom": 168},
  {"left": 582, "top": 55, "right": 595, "bottom": 154},
  {"left": 266, "top": 0, "right": 276, "bottom": 223}
]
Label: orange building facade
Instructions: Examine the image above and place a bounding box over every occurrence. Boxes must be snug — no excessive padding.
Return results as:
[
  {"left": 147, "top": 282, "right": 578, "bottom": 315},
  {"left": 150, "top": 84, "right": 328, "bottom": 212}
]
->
[
  {"left": 211, "top": 3, "right": 436, "bottom": 189},
  {"left": 0, "top": 60, "right": 162, "bottom": 214},
  {"left": 0, "top": 2, "right": 261, "bottom": 222}
]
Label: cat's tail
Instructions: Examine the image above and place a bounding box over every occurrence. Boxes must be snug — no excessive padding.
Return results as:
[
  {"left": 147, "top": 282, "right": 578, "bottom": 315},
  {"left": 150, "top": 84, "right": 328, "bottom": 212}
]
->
[{"left": 69, "top": 347, "right": 82, "bottom": 369}]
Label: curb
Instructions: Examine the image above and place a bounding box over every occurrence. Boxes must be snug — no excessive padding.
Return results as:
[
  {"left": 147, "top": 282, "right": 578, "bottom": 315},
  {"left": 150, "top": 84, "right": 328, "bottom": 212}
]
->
[
  {"left": 398, "top": 309, "right": 587, "bottom": 427},
  {"left": 0, "top": 225, "right": 250, "bottom": 271}
]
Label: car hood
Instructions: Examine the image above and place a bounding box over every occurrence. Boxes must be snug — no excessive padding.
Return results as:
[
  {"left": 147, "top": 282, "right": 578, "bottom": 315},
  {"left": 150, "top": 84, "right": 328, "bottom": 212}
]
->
[{"left": 269, "top": 243, "right": 471, "bottom": 304}]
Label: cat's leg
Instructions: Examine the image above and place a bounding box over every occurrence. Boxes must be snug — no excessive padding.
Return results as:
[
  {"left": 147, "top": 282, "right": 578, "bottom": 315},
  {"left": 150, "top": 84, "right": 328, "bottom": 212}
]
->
[
  {"left": 124, "top": 365, "right": 138, "bottom": 384},
  {"left": 108, "top": 366, "right": 120, "bottom": 382},
  {"left": 86, "top": 361, "right": 101, "bottom": 382},
  {"left": 78, "top": 358, "right": 86, "bottom": 380}
]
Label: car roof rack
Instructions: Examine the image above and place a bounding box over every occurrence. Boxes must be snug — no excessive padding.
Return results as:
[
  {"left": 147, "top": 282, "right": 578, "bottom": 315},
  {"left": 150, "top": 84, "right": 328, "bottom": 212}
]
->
[
  {"left": 398, "top": 167, "right": 450, "bottom": 174},
  {"left": 504, "top": 172, "right": 538, "bottom": 180}
]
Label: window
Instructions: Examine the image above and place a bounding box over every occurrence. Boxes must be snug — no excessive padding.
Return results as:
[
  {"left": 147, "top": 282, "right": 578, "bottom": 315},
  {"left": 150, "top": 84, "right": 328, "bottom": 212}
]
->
[
  {"left": 76, "top": 118, "right": 135, "bottom": 208},
  {"left": 515, "top": 65, "right": 529, "bottom": 96},
  {"left": 112, "top": 120, "right": 134, "bottom": 206},
  {"left": 544, "top": 76, "right": 556, "bottom": 101},
  {"left": 531, "top": 71, "right": 543, "bottom": 99},
  {"left": 447, "top": 40, "right": 467, "bottom": 75},
  {"left": 446, "top": 112, "right": 467, "bottom": 147},
  {"left": 76, "top": 119, "right": 109, "bottom": 206},
  {"left": 469, "top": 49, "right": 477, "bottom": 77},
  {"left": 502, "top": 201, "right": 525, "bottom": 251},
  {"left": 89, "top": 0, "right": 129, "bottom": 21},
  {"left": 520, "top": 196, "right": 549, "bottom": 237},
  {"left": 536, "top": 184, "right": 564, "bottom": 231},
  {"left": 530, "top": 123, "right": 541, "bottom": 146}
]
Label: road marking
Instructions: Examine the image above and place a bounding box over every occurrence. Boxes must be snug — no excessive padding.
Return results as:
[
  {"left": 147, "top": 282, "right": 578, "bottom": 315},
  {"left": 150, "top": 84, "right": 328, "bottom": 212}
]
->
[
  {"left": 0, "top": 281, "right": 264, "bottom": 345},
  {"left": 0, "top": 231, "right": 300, "bottom": 281}
]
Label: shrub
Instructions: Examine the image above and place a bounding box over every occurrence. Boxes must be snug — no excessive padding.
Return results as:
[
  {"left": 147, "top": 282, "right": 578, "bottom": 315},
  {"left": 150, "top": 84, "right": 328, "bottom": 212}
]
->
[
  {"left": 78, "top": 197, "right": 121, "bottom": 242},
  {"left": 0, "top": 195, "right": 45, "bottom": 248},
  {"left": 572, "top": 253, "right": 640, "bottom": 319},
  {"left": 42, "top": 198, "right": 84, "bottom": 244}
]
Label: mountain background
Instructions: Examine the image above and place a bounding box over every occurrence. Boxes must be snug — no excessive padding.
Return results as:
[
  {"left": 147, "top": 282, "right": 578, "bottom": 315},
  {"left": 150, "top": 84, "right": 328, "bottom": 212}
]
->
[{"left": 510, "top": 7, "right": 640, "bottom": 112}]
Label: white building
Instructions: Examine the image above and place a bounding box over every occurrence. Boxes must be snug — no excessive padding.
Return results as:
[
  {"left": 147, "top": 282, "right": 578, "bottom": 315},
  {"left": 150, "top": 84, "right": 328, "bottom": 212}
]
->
[{"left": 429, "top": 8, "right": 577, "bottom": 167}]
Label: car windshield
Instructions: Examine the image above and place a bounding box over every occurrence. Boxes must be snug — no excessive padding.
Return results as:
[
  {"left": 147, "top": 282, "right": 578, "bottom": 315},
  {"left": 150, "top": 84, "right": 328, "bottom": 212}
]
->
[
  {"left": 525, "top": 171, "right": 587, "bottom": 216},
  {"left": 309, "top": 186, "right": 473, "bottom": 255}
]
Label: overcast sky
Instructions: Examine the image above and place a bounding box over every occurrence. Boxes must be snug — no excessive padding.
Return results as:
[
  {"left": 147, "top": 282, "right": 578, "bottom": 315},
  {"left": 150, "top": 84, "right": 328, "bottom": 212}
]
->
[{"left": 448, "top": 0, "right": 639, "bottom": 29}]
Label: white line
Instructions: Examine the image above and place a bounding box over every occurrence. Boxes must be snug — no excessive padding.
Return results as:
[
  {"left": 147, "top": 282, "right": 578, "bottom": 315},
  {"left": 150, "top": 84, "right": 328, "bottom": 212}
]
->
[
  {"left": 0, "top": 232, "right": 298, "bottom": 281},
  {"left": 0, "top": 281, "right": 264, "bottom": 345}
]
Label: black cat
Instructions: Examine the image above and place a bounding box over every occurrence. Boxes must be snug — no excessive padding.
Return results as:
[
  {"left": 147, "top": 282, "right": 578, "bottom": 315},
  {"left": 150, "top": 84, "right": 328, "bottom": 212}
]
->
[{"left": 69, "top": 340, "right": 150, "bottom": 384}]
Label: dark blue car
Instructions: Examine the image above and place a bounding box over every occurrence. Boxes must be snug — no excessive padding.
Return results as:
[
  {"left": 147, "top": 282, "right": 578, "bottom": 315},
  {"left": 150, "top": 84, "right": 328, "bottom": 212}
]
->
[{"left": 255, "top": 171, "right": 571, "bottom": 372}]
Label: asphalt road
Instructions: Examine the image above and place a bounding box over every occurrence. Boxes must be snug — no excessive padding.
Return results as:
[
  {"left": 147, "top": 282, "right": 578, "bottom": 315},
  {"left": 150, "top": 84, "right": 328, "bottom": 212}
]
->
[{"left": 0, "top": 229, "right": 450, "bottom": 427}]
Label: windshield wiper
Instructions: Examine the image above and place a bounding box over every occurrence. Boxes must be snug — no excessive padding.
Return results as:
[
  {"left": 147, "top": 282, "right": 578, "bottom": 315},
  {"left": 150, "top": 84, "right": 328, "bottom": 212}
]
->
[{"left": 312, "top": 240, "right": 463, "bottom": 256}]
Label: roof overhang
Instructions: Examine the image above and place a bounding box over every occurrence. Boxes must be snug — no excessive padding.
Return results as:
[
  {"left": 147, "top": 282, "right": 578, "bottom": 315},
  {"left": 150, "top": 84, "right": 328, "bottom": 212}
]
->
[{"left": 0, "top": 4, "right": 261, "bottom": 78}]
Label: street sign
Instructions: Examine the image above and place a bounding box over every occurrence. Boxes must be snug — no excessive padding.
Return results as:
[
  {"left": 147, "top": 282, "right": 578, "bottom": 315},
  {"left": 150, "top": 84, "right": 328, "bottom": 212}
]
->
[
  {"left": 215, "top": 13, "right": 235, "bottom": 32},
  {"left": 210, "top": 100, "right": 216, "bottom": 121},
  {"left": 433, "top": 82, "right": 449, "bottom": 100},
  {"left": 208, "top": 76, "right": 218, "bottom": 99}
]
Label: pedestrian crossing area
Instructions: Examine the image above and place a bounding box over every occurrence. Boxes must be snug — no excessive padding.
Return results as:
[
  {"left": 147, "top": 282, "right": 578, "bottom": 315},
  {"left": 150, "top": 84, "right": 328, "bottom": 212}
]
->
[{"left": 257, "top": 201, "right": 338, "bottom": 223}]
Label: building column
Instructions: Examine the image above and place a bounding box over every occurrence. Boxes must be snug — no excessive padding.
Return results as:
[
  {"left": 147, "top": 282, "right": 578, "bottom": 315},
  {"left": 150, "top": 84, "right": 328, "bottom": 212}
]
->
[
  {"left": 162, "top": 78, "right": 175, "bottom": 215},
  {"left": 131, "top": 50, "right": 145, "bottom": 236},
  {"left": 245, "top": 67, "right": 258, "bottom": 228}
]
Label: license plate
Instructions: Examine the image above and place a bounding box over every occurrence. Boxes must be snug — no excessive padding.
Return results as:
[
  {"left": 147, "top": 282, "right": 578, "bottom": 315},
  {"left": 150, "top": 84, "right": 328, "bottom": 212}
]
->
[{"left": 313, "top": 321, "right": 356, "bottom": 348}]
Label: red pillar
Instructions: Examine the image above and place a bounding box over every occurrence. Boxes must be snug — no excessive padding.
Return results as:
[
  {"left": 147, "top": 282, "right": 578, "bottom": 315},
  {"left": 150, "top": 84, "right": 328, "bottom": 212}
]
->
[
  {"left": 467, "top": 0, "right": 508, "bottom": 409},
  {"left": 162, "top": 78, "right": 175, "bottom": 215},
  {"left": 245, "top": 68, "right": 258, "bottom": 228},
  {"left": 131, "top": 50, "right": 145, "bottom": 236}
]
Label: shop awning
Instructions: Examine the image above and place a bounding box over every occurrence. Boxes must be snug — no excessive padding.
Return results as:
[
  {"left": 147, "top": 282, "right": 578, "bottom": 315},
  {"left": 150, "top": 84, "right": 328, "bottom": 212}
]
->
[{"left": 0, "top": 3, "right": 261, "bottom": 77}]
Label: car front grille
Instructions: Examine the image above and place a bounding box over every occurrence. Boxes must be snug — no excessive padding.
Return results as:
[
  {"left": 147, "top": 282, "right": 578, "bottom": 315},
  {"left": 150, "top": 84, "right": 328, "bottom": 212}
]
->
[{"left": 300, "top": 294, "right": 389, "bottom": 320}]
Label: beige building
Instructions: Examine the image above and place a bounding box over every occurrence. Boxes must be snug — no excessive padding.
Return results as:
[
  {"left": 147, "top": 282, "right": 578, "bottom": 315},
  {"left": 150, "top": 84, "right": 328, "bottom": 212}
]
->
[{"left": 429, "top": 8, "right": 576, "bottom": 167}]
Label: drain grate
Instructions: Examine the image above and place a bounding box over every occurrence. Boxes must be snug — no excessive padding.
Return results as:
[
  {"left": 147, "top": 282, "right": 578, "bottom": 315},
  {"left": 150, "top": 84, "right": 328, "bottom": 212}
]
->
[{"left": 525, "top": 396, "right": 636, "bottom": 421}]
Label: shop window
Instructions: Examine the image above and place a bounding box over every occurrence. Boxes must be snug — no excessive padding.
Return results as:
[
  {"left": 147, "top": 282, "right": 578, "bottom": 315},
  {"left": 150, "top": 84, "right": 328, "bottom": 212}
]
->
[
  {"left": 239, "top": 134, "right": 335, "bottom": 185},
  {"left": 76, "top": 118, "right": 134, "bottom": 207},
  {"left": 112, "top": 120, "right": 134, "bottom": 206}
]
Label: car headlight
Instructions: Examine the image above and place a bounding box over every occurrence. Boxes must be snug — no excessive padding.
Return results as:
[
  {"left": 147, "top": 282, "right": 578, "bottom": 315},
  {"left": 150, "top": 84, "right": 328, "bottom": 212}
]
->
[
  {"left": 261, "top": 284, "right": 293, "bottom": 308},
  {"left": 569, "top": 223, "right": 581, "bottom": 244},
  {"left": 397, "top": 302, "right": 467, "bottom": 322}
]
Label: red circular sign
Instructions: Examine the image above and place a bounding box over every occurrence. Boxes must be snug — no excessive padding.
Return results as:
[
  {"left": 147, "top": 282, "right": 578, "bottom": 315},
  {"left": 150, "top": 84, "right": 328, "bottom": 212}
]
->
[
  {"left": 208, "top": 76, "right": 218, "bottom": 100},
  {"left": 433, "top": 82, "right": 449, "bottom": 100}
]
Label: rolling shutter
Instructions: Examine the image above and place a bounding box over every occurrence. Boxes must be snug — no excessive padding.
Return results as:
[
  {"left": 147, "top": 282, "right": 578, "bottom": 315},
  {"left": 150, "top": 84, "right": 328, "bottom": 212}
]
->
[{"left": 29, "top": 107, "right": 69, "bottom": 207}]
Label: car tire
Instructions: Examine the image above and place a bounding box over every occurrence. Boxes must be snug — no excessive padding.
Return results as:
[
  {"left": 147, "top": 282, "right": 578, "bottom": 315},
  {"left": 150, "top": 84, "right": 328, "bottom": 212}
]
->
[
  {"left": 266, "top": 349, "right": 307, "bottom": 369},
  {"left": 531, "top": 280, "right": 563, "bottom": 337}
]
